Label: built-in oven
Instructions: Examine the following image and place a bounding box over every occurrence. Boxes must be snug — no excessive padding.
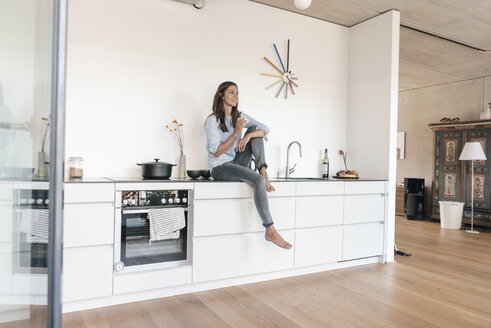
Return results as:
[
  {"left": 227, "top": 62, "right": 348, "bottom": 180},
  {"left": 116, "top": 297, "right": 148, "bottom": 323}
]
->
[
  {"left": 114, "top": 188, "right": 193, "bottom": 273},
  {"left": 13, "top": 188, "right": 49, "bottom": 274}
]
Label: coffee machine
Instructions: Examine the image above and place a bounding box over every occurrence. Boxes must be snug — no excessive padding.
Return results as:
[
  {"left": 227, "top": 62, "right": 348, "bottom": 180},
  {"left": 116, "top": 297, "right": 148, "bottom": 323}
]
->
[{"left": 404, "top": 178, "right": 424, "bottom": 220}]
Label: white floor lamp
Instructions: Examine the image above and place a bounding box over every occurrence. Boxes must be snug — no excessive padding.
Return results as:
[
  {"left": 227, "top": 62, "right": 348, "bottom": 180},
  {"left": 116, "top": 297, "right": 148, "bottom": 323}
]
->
[{"left": 459, "top": 142, "right": 487, "bottom": 234}]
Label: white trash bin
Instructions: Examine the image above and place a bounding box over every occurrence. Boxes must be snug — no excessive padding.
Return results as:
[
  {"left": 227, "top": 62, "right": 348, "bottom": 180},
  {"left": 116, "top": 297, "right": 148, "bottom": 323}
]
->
[{"left": 439, "top": 201, "right": 464, "bottom": 229}]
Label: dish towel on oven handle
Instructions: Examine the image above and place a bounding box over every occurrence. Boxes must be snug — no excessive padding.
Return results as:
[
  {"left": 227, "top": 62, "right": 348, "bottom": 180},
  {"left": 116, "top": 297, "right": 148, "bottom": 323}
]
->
[
  {"left": 19, "top": 209, "right": 49, "bottom": 244},
  {"left": 148, "top": 207, "right": 186, "bottom": 242}
]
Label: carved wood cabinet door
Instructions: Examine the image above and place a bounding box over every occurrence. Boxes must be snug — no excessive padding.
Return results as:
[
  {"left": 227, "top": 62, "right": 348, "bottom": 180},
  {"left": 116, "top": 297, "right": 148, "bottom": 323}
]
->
[
  {"left": 463, "top": 129, "right": 490, "bottom": 214},
  {"left": 432, "top": 130, "right": 463, "bottom": 216}
]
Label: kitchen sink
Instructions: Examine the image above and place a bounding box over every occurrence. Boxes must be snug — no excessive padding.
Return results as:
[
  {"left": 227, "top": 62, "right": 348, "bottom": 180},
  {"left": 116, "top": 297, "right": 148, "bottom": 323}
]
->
[{"left": 273, "top": 177, "right": 328, "bottom": 181}]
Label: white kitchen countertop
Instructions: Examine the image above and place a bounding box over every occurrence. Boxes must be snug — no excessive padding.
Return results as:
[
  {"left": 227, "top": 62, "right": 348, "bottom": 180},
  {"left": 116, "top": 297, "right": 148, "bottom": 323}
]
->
[{"left": 63, "top": 177, "right": 388, "bottom": 183}]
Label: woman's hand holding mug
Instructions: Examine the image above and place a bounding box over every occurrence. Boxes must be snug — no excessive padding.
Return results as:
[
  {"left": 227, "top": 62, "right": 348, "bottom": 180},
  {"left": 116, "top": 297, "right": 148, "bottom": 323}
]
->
[{"left": 234, "top": 117, "right": 247, "bottom": 137}]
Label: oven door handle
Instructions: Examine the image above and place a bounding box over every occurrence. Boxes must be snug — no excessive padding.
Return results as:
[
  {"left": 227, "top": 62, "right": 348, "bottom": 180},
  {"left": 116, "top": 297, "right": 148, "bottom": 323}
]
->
[
  {"left": 122, "top": 208, "right": 188, "bottom": 215},
  {"left": 122, "top": 209, "right": 149, "bottom": 214}
]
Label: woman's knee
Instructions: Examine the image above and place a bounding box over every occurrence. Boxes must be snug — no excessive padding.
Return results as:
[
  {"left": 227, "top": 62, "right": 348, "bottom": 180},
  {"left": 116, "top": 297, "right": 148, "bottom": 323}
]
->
[{"left": 250, "top": 135, "right": 264, "bottom": 146}]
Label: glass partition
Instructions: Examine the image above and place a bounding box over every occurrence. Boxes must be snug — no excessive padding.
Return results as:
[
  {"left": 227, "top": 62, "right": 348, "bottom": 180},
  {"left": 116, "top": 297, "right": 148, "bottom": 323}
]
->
[{"left": 0, "top": 0, "right": 62, "bottom": 327}]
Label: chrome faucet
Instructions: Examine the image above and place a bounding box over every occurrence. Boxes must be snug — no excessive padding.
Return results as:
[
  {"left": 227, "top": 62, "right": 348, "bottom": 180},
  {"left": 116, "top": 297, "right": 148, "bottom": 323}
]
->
[{"left": 286, "top": 141, "right": 302, "bottom": 178}]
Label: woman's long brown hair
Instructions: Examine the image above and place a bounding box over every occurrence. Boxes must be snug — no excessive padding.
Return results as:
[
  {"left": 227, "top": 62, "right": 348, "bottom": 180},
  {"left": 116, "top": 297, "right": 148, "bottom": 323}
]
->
[{"left": 209, "top": 81, "right": 240, "bottom": 132}]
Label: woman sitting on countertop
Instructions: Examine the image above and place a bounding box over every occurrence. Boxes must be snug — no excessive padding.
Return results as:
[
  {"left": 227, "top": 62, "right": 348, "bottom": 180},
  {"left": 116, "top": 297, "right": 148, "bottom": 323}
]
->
[{"left": 205, "top": 81, "right": 292, "bottom": 250}]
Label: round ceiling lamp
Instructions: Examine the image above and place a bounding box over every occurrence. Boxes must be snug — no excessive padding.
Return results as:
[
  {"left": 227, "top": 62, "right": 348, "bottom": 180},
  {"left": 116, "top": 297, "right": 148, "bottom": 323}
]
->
[{"left": 294, "top": 0, "right": 312, "bottom": 10}]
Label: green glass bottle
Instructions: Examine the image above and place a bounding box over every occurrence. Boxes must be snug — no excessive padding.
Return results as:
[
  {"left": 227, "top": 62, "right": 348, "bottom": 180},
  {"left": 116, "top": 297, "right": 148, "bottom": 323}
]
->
[{"left": 322, "top": 148, "right": 329, "bottom": 178}]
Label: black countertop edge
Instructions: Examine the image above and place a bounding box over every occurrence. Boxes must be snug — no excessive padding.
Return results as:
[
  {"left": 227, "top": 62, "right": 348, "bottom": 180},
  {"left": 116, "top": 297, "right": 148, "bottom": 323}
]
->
[
  {"left": 65, "top": 177, "right": 115, "bottom": 183},
  {"left": 63, "top": 177, "right": 388, "bottom": 183}
]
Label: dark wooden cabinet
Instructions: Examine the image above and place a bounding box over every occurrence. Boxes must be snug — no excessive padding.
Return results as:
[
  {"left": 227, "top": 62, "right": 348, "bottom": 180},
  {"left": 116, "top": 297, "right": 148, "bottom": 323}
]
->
[
  {"left": 395, "top": 184, "right": 404, "bottom": 217},
  {"left": 429, "top": 120, "right": 491, "bottom": 227}
]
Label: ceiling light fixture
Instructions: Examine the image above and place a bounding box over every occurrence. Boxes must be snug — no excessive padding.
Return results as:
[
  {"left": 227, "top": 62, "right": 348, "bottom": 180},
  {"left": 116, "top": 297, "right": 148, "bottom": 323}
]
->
[{"left": 294, "top": 0, "right": 311, "bottom": 10}]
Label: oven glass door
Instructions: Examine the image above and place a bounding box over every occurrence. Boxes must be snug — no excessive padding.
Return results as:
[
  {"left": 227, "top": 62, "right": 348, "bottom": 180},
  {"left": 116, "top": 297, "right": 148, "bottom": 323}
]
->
[
  {"left": 14, "top": 189, "right": 49, "bottom": 273},
  {"left": 18, "top": 235, "right": 48, "bottom": 270},
  {"left": 121, "top": 210, "right": 188, "bottom": 267}
]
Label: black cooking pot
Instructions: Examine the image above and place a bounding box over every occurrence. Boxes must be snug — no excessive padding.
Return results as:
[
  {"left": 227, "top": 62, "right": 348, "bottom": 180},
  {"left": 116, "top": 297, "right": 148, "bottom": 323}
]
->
[{"left": 137, "top": 158, "right": 176, "bottom": 179}]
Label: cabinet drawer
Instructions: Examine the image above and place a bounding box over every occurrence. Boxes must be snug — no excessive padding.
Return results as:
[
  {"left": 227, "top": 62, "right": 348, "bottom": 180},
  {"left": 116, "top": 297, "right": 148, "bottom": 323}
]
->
[
  {"left": 113, "top": 266, "right": 191, "bottom": 294},
  {"left": 267, "top": 181, "right": 296, "bottom": 197},
  {"left": 12, "top": 274, "right": 47, "bottom": 295},
  {"left": 344, "top": 195, "right": 385, "bottom": 224},
  {"left": 64, "top": 183, "right": 114, "bottom": 203},
  {"left": 344, "top": 181, "right": 385, "bottom": 194},
  {"left": 296, "top": 182, "right": 344, "bottom": 196},
  {"left": 64, "top": 204, "right": 114, "bottom": 247},
  {"left": 0, "top": 204, "right": 13, "bottom": 243},
  {"left": 295, "top": 226, "right": 342, "bottom": 267},
  {"left": 62, "top": 246, "right": 113, "bottom": 302},
  {"left": 194, "top": 198, "right": 295, "bottom": 236},
  {"left": 342, "top": 223, "right": 384, "bottom": 260},
  {"left": 194, "top": 182, "right": 251, "bottom": 199},
  {"left": 296, "top": 196, "right": 343, "bottom": 228},
  {"left": 193, "top": 231, "right": 294, "bottom": 282}
]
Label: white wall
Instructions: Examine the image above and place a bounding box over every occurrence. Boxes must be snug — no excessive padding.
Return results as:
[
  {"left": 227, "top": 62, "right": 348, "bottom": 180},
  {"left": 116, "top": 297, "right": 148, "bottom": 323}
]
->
[
  {"left": 65, "top": 0, "right": 349, "bottom": 178},
  {"left": 397, "top": 76, "right": 489, "bottom": 216},
  {"left": 347, "top": 10, "right": 400, "bottom": 262}
]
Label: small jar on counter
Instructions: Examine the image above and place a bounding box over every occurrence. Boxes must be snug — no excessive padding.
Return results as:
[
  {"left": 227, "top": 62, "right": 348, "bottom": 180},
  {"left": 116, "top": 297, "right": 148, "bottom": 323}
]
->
[{"left": 68, "top": 157, "right": 84, "bottom": 178}]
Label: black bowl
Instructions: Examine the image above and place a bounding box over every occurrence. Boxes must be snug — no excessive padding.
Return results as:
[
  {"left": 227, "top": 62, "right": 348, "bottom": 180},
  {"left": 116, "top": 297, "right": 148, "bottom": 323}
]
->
[
  {"left": 200, "top": 169, "right": 211, "bottom": 179},
  {"left": 187, "top": 170, "right": 202, "bottom": 179}
]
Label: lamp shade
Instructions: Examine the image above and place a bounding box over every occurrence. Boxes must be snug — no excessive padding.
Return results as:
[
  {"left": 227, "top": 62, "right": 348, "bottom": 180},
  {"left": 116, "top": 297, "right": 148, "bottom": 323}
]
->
[
  {"left": 459, "top": 142, "right": 487, "bottom": 161},
  {"left": 294, "top": 0, "right": 312, "bottom": 10}
]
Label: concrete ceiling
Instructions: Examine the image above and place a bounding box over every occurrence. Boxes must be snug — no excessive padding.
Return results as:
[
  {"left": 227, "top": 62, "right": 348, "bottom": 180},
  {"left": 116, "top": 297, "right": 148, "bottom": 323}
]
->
[{"left": 250, "top": 0, "right": 491, "bottom": 91}]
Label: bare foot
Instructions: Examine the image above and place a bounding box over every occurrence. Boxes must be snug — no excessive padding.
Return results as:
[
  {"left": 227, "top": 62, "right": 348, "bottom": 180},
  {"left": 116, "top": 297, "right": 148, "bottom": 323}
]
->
[
  {"left": 265, "top": 226, "right": 292, "bottom": 249},
  {"left": 259, "top": 167, "right": 275, "bottom": 192},
  {"left": 265, "top": 180, "right": 275, "bottom": 192}
]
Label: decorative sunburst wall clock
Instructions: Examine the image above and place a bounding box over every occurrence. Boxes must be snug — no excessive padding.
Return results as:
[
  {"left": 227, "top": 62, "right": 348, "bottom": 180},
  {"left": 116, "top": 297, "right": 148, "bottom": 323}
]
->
[{"left": 261, "top": 39, "right": 299, "bottom": 99}]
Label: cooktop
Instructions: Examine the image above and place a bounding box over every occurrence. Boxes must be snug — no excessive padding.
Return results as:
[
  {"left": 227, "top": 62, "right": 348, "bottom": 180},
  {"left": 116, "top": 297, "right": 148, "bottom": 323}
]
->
[{"left": 106, "top": 177, "right": 212, "bottom": 182}]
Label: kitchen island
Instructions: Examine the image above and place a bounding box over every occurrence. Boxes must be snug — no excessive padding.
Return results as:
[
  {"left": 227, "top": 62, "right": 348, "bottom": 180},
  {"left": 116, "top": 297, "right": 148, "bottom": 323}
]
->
[{"left": 60, "top": 178, "right": 388, "bottom": 312}]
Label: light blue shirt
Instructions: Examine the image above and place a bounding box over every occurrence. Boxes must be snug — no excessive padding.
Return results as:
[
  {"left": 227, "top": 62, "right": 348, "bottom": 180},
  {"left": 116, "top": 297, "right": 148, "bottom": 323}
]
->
[{"left": 205, "top": 112, "right": 269, "bottom": 172}]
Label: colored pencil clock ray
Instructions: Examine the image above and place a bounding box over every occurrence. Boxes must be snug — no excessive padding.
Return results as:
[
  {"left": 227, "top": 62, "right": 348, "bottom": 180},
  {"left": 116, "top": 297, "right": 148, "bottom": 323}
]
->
[
  {"left": 261, "top": 39, "right": 299, "bottom": 99},
  {"left": 273, "top": 44, "right": 286, "bottom": 73},
  {"left": 266, "top": 78, "right": 283, "bottom": 89}
]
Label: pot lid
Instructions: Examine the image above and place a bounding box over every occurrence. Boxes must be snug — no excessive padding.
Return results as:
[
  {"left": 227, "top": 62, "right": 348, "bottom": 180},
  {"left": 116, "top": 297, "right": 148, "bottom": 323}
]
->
[{"left": 137, "top": 158, "right": 175, "bottom": 166}]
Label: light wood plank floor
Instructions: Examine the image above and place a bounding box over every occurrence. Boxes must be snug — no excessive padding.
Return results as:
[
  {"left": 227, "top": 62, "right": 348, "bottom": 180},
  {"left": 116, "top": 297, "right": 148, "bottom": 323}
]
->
[
  {"left": 61, "top": 217, "right": 491, "bottom": 328},
  {"left": 3, "top": 217, "right": 491, "bottom": 327}
]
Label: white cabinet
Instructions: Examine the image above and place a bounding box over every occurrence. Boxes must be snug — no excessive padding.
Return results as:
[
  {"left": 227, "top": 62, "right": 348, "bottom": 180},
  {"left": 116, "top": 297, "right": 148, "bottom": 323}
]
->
[
  {"left": 193, "top": 231, "right": 295, "bottom": 283},
  {"left": 64, "top": 183, "right": 114, "bottom": 203},
  {"left": 113, "top": 266, "right": 192, "bottom": 294},
  {"left": 296, "top": 181, "right": 344, "bottom": 196},
  {"left": 193, "top": 180, "right": 386, "bottom": 283},
  {"left": 294, "top": 226, "right": 343, "bottom": 267},
  {"left": 194, "top": 181, "right": 295, "bottom": 199},
  {"left": 194, "top": 182, "right": 252, "bottom": 199},
  {"left": 62, "top": 246, "right": 113, "bottom": 302},
  {"left": 344, "top": 181, "right": 385, "bottom": 194},
  {"left": 194, "top": 197, "right": 295, "bottom": 237},
  {"left": 64, "top": 203, "right": 114, "bottom": 247},
  {"left": 344, "top": 195, "right": 385, "bottom": 224},
  {"left": 59, "top": 179, "right": 387, "bottom": 310},
  {"left": 63, "top": 182, "right": 115, "bottom": 304},
  {"left": 342, "top": 223, "right": 384, "bottom": 260},
  {"left": 295, "top": 196, "right": 343, "bottom": 228}
]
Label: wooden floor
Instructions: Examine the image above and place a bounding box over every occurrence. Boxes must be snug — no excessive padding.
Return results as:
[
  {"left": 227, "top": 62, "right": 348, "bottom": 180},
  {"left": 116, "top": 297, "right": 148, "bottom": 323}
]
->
[{"left": 3, "top": 218, "right": 491, "bottom": 327}]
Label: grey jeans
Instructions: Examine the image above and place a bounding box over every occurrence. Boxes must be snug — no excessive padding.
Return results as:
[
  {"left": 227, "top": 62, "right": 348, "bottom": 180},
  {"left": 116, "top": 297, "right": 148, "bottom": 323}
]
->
[{"left": 211, "top": 127, "right": 274, "bottom": 227}]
